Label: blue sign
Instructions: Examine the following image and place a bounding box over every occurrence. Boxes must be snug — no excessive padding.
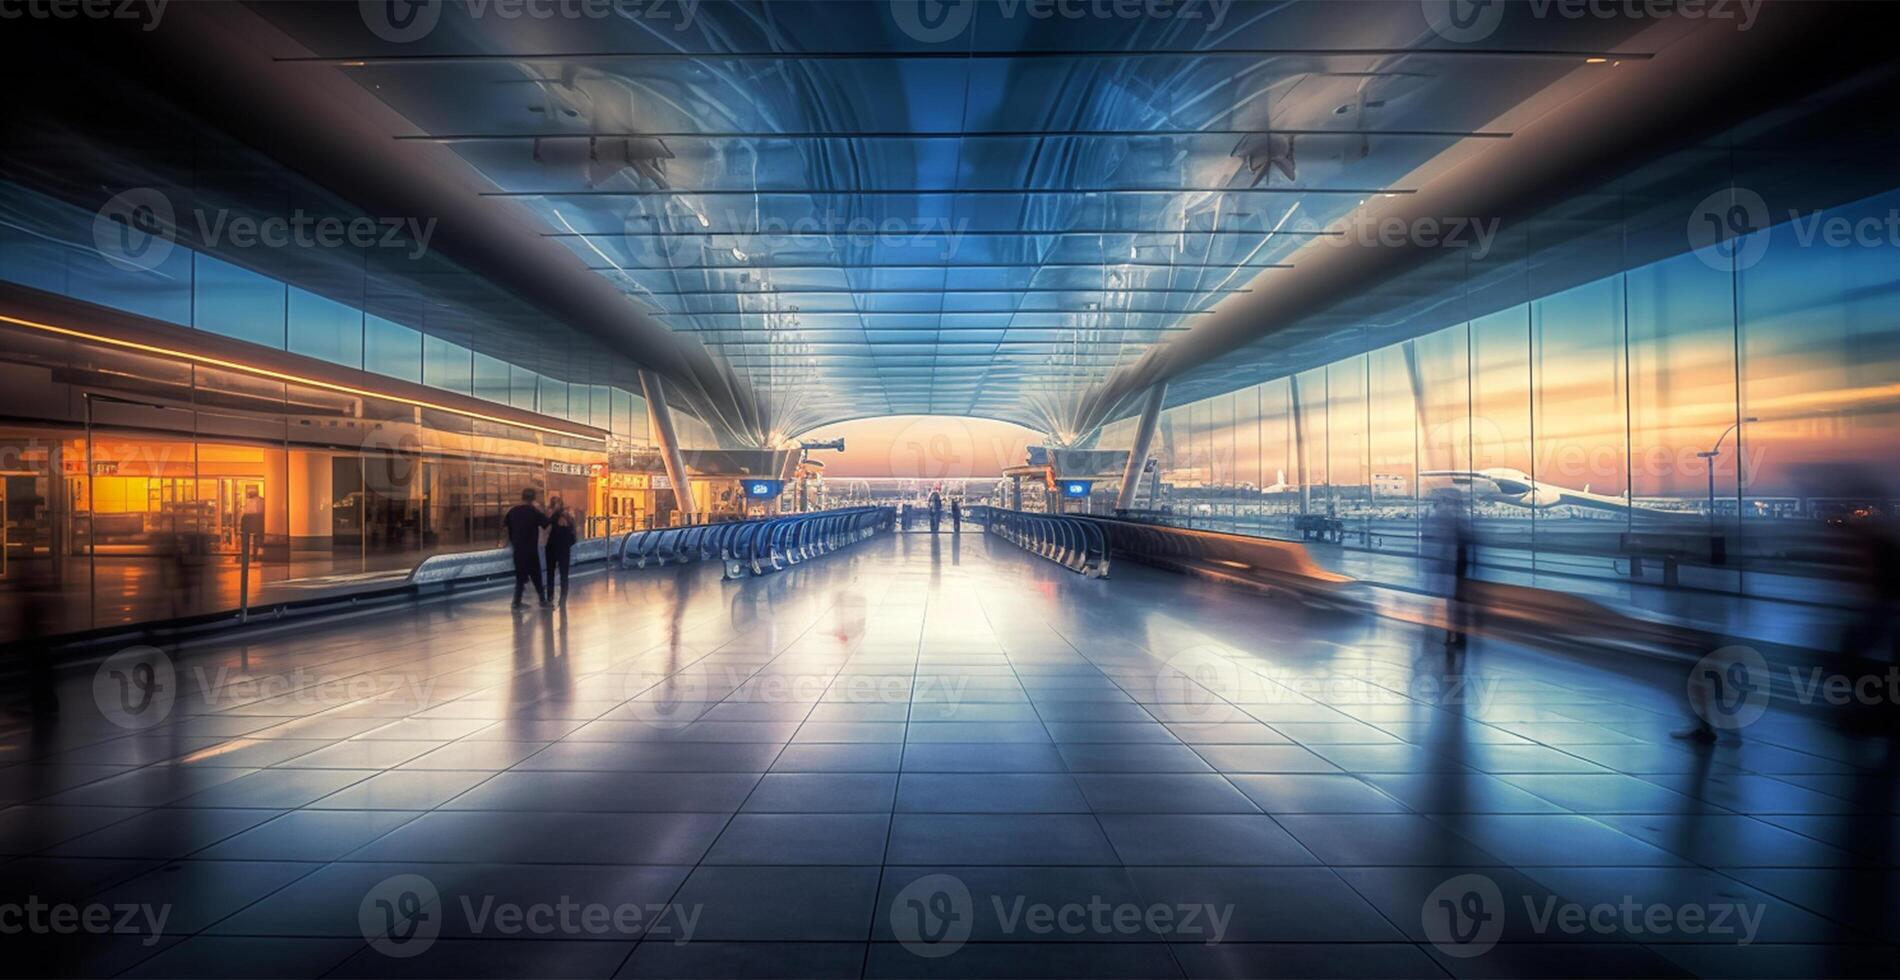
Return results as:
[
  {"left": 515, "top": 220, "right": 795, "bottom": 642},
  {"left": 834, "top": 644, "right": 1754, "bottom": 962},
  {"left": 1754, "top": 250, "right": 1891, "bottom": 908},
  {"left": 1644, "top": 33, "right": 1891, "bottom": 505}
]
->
[
  {"left": 1061, "top": 480, "right": 1093, "bottom": 498},
  {"left": 744, "top": 480, "right": 785, "bottom": 498}
]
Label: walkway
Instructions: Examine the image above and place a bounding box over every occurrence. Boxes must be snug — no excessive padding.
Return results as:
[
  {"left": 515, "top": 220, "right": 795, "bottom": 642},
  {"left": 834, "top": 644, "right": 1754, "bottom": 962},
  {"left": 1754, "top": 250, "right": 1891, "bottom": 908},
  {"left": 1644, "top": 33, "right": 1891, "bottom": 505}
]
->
[{"left": 0, "top": 532, "right": 1894, "bottom": 978}]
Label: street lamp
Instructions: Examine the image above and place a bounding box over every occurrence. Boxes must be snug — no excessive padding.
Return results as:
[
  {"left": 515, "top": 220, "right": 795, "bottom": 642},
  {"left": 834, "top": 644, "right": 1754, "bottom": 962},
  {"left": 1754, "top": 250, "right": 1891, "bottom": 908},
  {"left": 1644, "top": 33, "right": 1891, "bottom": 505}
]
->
[{"left": 1695, "top": 416, "right": 1759, "bottom": 533}]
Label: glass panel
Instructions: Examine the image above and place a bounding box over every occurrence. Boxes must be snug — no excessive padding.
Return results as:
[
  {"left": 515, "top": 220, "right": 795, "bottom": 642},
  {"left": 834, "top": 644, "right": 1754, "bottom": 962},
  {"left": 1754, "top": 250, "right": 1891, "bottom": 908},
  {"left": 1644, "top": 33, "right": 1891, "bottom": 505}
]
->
[
  {"left": 365, "top": 315, "right": 422, "bottom": 383},
  {"left": 510, "top": 365, "right": 537, "bottom": 411},
  {"left": 1369, "top": 344, "right": 1419, "bottom": 554},
  {"left": 286, "top": 287, "right": 363, "bottom": 368},
  {"left": 1329, "top": 354, "right": 1369, "bottom": 546},
  {"left": 1260, "top": 379, "right": 1294, "bottom": 539},
  {"left": 194, "top": 254, "right": 286, "bottom": 349},
  {"left": 1629, "top": 250, "right": 1738, "bottom": 522},
  {"left": 1469, "top": 305, "right": 1533, "bottom": 568},
  {"left": 1532, "top": 275, "right": 1631, "bottom": 578},
  {"left": 1292, "top": 368, "right": 1328, "bottom": 529},
  {"left": 538, "top": 374, "right": 569, "bottom": 420},
  {"left": 423, "top": 334, "right": 473, "bottom": 395},
  {"left": 1233, "top": 384, "right": 1262, "bottom": 535},
  {"left": 474, "top": 351, "right": 510, "bottom": 404},
  {"left": 1209, "top": 391, "right": 1235, "bottom": 529},
  {"left": 1740, "top": 188, "right": 1900, "bottom": 602}
]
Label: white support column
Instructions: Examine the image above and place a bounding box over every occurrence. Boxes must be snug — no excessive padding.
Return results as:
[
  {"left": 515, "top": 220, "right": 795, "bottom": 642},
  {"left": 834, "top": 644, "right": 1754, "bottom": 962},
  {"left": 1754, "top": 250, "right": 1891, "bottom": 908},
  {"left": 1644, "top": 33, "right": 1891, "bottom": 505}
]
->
[
  {"left": 639, "top": 370, "right": 697, "bottom": 524},
  {"left": 1114, "top": 383, "right": 1168, "bottom": 512}
]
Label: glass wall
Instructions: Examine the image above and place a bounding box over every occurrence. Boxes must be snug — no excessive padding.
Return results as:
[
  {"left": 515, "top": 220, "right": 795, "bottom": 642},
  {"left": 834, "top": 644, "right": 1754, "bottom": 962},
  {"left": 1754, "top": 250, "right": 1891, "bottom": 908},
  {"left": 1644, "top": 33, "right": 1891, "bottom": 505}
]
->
[
  {"left": 0, "top": 180, "right": 653, "bottom": 439},
  {"left": 1101, "top": 186, "right": 1900, "bottom": 604}
]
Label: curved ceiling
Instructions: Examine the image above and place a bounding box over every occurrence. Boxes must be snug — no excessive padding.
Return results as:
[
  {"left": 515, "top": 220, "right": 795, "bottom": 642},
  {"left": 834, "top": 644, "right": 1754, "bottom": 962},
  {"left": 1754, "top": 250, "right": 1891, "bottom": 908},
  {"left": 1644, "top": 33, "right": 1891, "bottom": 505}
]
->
[{"left": 235, "top": 0, "right": 1674, "bottom": 439}]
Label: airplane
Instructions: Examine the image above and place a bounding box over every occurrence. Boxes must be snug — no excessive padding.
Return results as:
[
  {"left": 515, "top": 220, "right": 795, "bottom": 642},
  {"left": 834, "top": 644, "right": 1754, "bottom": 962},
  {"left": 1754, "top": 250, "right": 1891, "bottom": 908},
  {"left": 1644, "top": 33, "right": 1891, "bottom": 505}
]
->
[
  {"left": 1261, "top": 469, "right": 1299, "bottom": 494},
  {"left": 1416, "top": 468, "right": 1674, "bottom": 515}
]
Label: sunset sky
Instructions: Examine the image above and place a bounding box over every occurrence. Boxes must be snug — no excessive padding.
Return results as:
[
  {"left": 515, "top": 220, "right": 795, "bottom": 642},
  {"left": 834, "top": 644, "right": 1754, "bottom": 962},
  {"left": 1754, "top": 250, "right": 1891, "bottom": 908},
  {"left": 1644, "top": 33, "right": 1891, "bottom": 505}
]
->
[{"left": 794, "top": 416, "right": 1045, "bottom": 479}]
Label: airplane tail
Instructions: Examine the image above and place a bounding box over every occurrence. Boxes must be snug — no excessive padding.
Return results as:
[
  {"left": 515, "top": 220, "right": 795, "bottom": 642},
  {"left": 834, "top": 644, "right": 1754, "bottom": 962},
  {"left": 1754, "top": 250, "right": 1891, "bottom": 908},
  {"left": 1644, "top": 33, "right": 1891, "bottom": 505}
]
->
[
  {"left": 1267, "top": 133, "right": 1296, "bottom": 183},
  {"left": 1234, "top": 134, "right": 1297, "bottom": 186},
  {"left": 1276, "top": 469, "right": 1286, "bottom": 486}
]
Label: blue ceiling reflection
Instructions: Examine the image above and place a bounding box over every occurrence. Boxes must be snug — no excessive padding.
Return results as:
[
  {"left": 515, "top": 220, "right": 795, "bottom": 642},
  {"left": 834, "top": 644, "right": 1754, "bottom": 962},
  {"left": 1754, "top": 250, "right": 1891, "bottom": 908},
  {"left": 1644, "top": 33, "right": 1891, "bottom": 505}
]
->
[{"left": 252, "top": 0, "right": 1647, "bottom": 437}]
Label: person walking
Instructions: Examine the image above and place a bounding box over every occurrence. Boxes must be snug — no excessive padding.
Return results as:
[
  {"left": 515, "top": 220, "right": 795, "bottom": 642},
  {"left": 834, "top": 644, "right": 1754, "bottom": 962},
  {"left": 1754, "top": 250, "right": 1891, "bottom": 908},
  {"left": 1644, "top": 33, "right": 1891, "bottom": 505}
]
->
[
  {"left": 1425, "top": 494, "right": 1475, "bottom": 654},
  {"left": 240, "top": 486, "right": 265, "bottom": 560},
  {"left": 503, "top": 487, "right": 551, "bottom": 609},
  {"left": 544, "top": 494, "right": 578, "bottom": 606},
  {"left": 949, "top": 498, "right": 961, "bottom": 534},
  {"left": 929, "top": 490, "right": 943, "bottom": 534}
]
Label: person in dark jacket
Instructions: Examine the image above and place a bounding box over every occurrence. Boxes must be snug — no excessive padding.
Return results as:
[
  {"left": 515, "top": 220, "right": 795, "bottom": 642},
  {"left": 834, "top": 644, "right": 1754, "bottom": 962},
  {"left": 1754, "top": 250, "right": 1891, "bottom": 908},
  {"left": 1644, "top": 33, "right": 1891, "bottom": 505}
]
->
[
  {"left": 503, "top": 488, "right": 550, "bottom": 608},
  {"left": 544, "top": 494, "right": 578, "bottom": 606}
]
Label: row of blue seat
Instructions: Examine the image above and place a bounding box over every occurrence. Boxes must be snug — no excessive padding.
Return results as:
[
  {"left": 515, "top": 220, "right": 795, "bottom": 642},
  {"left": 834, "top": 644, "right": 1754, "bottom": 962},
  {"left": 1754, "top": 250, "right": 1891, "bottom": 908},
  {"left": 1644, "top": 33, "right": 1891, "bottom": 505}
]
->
[
  {"left": 408, "top": 507, "right": 895, "bottom": 587},
  {"left": 969, "top": 506, "right": 1111, "bottom": 578}
]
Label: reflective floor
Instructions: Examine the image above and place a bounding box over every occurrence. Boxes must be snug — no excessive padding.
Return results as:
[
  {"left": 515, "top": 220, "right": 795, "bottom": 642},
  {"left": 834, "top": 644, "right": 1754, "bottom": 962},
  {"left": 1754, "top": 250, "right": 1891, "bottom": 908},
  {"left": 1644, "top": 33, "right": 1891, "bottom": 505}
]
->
[{"left": 1, "top": 532, "right": 1896, "bottom": 978}]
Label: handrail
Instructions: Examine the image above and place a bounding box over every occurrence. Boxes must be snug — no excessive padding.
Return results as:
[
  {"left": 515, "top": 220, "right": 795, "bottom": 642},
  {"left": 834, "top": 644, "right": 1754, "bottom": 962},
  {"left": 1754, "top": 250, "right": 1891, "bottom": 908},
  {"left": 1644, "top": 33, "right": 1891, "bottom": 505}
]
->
[
  {"left": 970, "top": 506, "right": 1110, "bottom": 579},
  {"left": 970, "top": 506, "right": 1354, "bottom": 599},
  {"left": 407, "top": 531, "right": 630, "bottom": 587},
  {"left": 1086, "top": 514, "right": 1350, "bottom": 590},
  {"left": 721, "top": 506, "right": 895, "bottom": 579}
]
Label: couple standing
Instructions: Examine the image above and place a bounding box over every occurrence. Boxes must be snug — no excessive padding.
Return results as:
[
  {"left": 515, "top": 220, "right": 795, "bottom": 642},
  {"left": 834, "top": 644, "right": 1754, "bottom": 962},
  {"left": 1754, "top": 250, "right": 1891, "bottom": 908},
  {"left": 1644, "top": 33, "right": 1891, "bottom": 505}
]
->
[{"left": 503, "top": 487, "right": 577, "bottom": 609}]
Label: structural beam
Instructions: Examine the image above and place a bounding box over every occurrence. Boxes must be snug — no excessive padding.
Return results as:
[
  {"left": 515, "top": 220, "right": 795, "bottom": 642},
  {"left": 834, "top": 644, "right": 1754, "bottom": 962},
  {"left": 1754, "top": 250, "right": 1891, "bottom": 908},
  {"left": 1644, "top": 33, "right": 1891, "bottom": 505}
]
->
[
  {"left": 640, "top": 370, "right": 697, "bottom": 524},
  {"left": 1115, "top": 384, "right": 1168, "bottom": 512}
]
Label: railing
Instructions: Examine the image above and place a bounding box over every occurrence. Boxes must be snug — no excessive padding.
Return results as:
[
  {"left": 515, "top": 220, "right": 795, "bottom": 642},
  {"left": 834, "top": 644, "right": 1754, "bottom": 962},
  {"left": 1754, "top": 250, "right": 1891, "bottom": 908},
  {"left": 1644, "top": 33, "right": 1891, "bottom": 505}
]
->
[
  {"left": 617, "top": 518, "right": 749, "bottom": 569},
  {"left": 971, "top": 506, "right": 1355, "bottom": 599},
  {"left": 407, "top": 531, "right": 631, "bottom": 586},
  {"left": 1090, "top": 515, "right": 1351, "bottom": 599},
  {"left": 721, "top": 507, "right": 895, "bottom": 579},
  {"left": 971, "top": 506, "right": 1110, "bottom": 578}
]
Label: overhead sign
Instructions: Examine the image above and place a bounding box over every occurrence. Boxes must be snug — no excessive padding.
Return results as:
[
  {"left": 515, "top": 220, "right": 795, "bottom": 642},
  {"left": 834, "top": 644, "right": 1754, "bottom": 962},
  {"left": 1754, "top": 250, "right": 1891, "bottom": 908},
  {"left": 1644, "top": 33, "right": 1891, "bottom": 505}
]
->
[
  {"left": 1061, "top": 480, "right": 1093, "bottom": 499},
  {"left": 744, "top": 479, "right": 785, "bottom": 498}
]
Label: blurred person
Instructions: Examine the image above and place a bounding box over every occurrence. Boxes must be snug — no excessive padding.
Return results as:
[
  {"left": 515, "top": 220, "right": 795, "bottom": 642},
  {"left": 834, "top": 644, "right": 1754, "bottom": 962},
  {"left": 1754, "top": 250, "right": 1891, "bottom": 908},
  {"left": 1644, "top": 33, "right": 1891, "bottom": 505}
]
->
[
  {"left": 16, "top": 560, "right": 61, "bottom": 714},
  {"left": 502, "top": 487, "right": 550, "bottom": 609},
  {"left": 1822, "top": 468, "right": 1900, "bottom": 734},
  {"left": 929, "top": 490, "right": 943, "bottom": 533},
  {"left": 544, "top": 494, "right": 577, "bottom": 607},
  {"left": 240, "top": 486, "right": 265, "bottom": 561},
  {"left": 1838, "top": 505, "right": 1900, "bottom": 666},
  {"left": 950, "top": 498, "right": 961, "bottom": 534},
  {"left": 1424, "top": 493, "right": 1475, "bottom": 654}
]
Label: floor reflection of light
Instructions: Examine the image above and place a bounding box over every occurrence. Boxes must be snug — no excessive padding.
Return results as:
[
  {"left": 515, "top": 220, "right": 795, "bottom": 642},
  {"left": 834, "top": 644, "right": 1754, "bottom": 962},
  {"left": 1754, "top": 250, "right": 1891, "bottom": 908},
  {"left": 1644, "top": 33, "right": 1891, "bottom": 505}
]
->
[{"left": 173, "top": 737, "right": 265, "bottom": 765}]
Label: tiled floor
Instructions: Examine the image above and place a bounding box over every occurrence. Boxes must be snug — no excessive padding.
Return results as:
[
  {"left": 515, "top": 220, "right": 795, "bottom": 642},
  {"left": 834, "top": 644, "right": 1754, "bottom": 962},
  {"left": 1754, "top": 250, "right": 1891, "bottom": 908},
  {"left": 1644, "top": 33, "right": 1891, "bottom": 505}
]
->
[{"left": 0, "top": 531, "right": 1896, "bottom": 978}]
